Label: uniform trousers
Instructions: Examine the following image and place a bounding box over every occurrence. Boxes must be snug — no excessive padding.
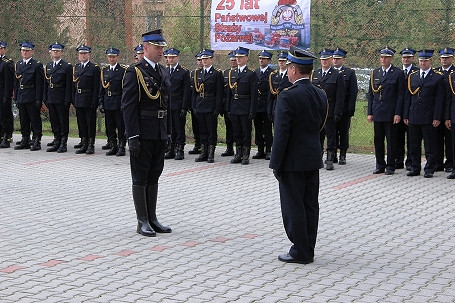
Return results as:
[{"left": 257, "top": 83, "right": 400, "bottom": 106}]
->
[
  {"left": 336, "top": 114, "right": 351, "bottom": 155},
  {"left": 75, "top": 107, "right": 97, "bottom": 139},
  {"left": 373, "top": 121, "right": 397, "bottom": 170},
  {"left": 451, "top": 126, "right": 455, "bottom": 170},
  {"left": 105, "top": 109, "right": 125, "bottom": 143},
  {"left": 130, "top": 139, "right": 165, "bottom": 186},
  {"left": 190, "top": 109, "right": 200, "bottom": 143},
  {"left": 47, "top": 103, "right": 69, "bottom": 139},
  {"left": 17, "top": 102, "right": 42, "bottom": 138},
  {"left": 253, "top": 112, "right": 273, "bottom": 150},
  {"left": 279, "top": 170, "right": 319, "bottom": 262},
  {"left": 436, "top": 124, "right": 453, "bottom": 169},
  {"left": 409, "top": 124, "right": 437, "bottom": 174},
  {"left": 170, "top": 109, "right": 186, "bottom": 145},
  {"left": 395, "top": 120, "right": 411, "bottom": 166},
  {"left": 231, "top": 114, "right": 252, "bottom": 148},
  {"left": 322, "top": 117, "right": 336, "bottom": 152},
  {"left": 223, "top": 114, "right": 234, "bottom": 145},
  {"left": 196, "top": 112, "right": 218, "bottom": 145},
  {"left": 0, "top": 98, "right": 14, "bottom": 137}
]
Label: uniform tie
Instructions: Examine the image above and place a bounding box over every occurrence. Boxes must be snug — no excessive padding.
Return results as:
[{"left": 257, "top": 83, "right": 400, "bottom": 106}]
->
[
  {"left": 170, "top": 67, "right": 174, "bottom": 74},
  {"left": 382, "top": 70, "right": 386, "bottom": 77},
  {"left": 421, "top": 71, "right": 425, "bottom": 79},
  {"left": 322, "top": 71, "right": 326, "bottom": 78}
]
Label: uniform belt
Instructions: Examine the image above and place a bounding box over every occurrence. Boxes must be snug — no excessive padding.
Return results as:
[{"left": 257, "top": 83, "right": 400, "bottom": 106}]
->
[
  {"left": 107, "top": 90, "right": 121, "bottom": 96},
  {"left": 49, "top": 83, "right": 64, "bottom": 88},
  {"left": 199, "top": 92, "right": 215, "bottom": 98},
  {"left": 77, "top": 88, "right": 92, "bottom": 94},
  {"left": 234, "top": 94, "right": 250, "bottom": 99},
  {"left": 20, "top": 84, "right": 35, "bottom": 89},
  {"left": 140, "top": 109, "right": 167, "bottom": 118}
]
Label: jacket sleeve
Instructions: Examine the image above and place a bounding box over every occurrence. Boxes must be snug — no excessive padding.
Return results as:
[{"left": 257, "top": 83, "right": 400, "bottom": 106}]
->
[
  {"left": 65, "top": 64, "right": 73, "bottom": 104},
  {"left": 215, "top": 70, "right": 224, "bottom": 112},
  {"left": 92, "top": 65, "right": 101, "bottom": 107},
  {"left": 249, "top": 72, "right": 259, "bottom": 114},
  {"left": 348, "top": 70, "right": 358, "bottom": 113},
  {"left": 35, "top": 63, "right": 44, "bottom": 102},
  {"left": 394, "top": 70, "right": 405, "bottom": 117},
  {"left": 182, "top": 69, "right": 191, "bottom": 110},
  {"left": 334, "top": 71, "right": 346, "bottom": 116},
  {"left": 269, "top": 90, "right": 292, "bottom": 171},
  {"left": 121, "top": 66, "right": 140, "bottom": 138},
  {"left": 367, "top": 71, "right": 374, "bottom": 116}
]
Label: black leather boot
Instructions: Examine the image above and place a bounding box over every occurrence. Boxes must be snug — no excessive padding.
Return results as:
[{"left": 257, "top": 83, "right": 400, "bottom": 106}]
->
[
  {"left": 75, "top": 138, "right": 88, "bottom": 154},
  {"left": 241, "top": 147, "right": 251, "bottom": 165},
  {"left": 207, "top": 145, "right": 216, "bottom": 163},
  {"left": 74, "top": 138, "right": 85, "bottom": 149},
  {"left": 339, "top": 152, "right": 346, "bottom": 165},
  {"left": 14, "top": 136, "right": 30, "bottom": 150},
  {"left": 326, "top": 151, "right": 334, "bottom": 170},
  {"left": 30, "top": 136, "right": 42, "bottom": 151},
  {"left": 132, "top": 185, "right": 156, "bottom": 237},
  {"left": 101, "top": 140, "right": 112, "bottom": 150},
  {"left": 195, "top": 144, "right": 208, "bottom": 162},
  {"left": 221, "top": 143, "right": 234, "bottom": 157},
  {"left": 230, "top": 146, "right": 243, "bottom": 164},
  {"left": 116, "top": 140, "right": 126, "bottom": 156},
  {"left": 252, "top": 146, "right": 265, "bottom": 159},
  {"left": 146, "top": 184, "right": 171, "bottom": 233},
  {"left": 46, "top": 138, "right": 61, "bottom": 152},
  {"left": 57, "top": 137, "right": 68, "bottom": 153},
  {"left": 174, "top": 143, "right": 185, "bottom": 160},
  {"left": 164, "top": 143, "right": 176, "bottom": 159},
  {"left": 188, "top": 139, "right": 202, "bottom": 154},
  {"left": 105, "top": 140, "right": 118, "bottom": 156},
  {"left": 0, "top": 135, "right": 11, "bottom": 148},
  {"left": 85, "top": 138, "right": 95, "bottom": 154},
  {"left": 265, "top": 147, "right": 271, "bottom": 160},
  {"left": 47, "top": 138, "right": 56, "bottom": 147}
]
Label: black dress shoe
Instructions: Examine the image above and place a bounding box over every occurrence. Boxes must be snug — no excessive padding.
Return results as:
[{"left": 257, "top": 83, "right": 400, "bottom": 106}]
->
[
  {"left": 278, "top": 253, "right": 313, "bottom": 264},
  {"left": 373, "top": 168, "right": 385, "bottom": 174},
  {"left": 424, "top": 172, "right": 434, "bottom": 178},
  {"left": 407, "top": 171, "right": 420, "bottom": 176},
  {"left": 406, "top": 165, "right": 412, "bottom": 171},
  {"left": 339, "top": 155, "right": 346, "bottom": 165},
  {"left": 447, "top": 172, "right": 455, "bottom": 179},
  {"left": 385, "top": 169, "right": 394, "bottom": 175},
  {"left": 444, "top": 167, "right": 453, "bottom": 173}
]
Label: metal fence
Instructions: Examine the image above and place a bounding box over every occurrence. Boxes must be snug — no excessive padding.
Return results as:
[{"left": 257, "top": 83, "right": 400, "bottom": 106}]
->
[{"left": 1, "top": 0, "right": 454, "bottom": 151}]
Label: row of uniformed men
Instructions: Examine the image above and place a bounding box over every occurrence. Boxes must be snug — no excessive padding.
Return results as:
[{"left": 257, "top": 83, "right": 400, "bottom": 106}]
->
[
  {"left": 0, "top": 40, "right": 143, "bottom": 156},
  {"left": 366, "top": 46, "right": 455, "bottom": 179}
]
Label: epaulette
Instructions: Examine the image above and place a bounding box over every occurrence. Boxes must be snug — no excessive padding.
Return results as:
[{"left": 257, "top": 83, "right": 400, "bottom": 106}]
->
[
  {"left": 433, "top": 69, "right": 443, "bottom": 75},
  {"left": 101, "top": 65, "right": 108, "bottom": 70},
  {"left": 214, "top": 67, "right": 222, "bottom": 72},
  {"left": 120, "top": 64, "right": 129, "bottom": 69},
  {"left": 132, "top": 62, "right": 141, "bottom": 67},
  {"left": 36, "top": 61, "right": 41, "bottom": 64},
  {"left": 2, "top": 57, "right": 12, "bottom": 63},
  {"left": 270, "top": 70, "right": 278, "bottom": 75},
  {"left": 180, "top": 65, "right": 188, "bottom": 71},
  {"left": 94, "top": 64, "right": 99, "bottom": 67},
  {"left": 338, "top": 69, "right": 344, "bottom": 73}
]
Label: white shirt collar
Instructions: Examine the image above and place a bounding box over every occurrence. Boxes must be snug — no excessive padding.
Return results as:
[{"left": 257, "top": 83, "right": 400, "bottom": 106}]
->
[
  {"left": 260, "top": 66, "right": 268, "bottom": 73},
  {"left": 238, "top": 65, "right": 246, "bottom": 73},
  {"left": 110, "top": 63, "right": 117, "bottom": 70},
  {"left": 23, "top": 58, "right": 31, "bottom": 64},
  {"left": 143, "top": 56, "right": 156, "bottom": 68}
]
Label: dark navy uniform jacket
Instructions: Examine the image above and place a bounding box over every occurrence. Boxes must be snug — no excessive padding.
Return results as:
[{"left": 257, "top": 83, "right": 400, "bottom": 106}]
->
[
  {"left": 223, "top": 68, "right": 231, "bottom": 113},
  {"left": 169, "top": 63, "right": 191, "bottom": 111},
  {"left": 14, "top": 58, "right": 44, "bottom": 104},
  {"left": 255, "top": 66, "right": 274, "bottom": 113},
  {"left": 99, "top": 64, "right": 126, "bottom": 111},
  {"left": 435, "top": 65, "right": 455, "bottom": 120},
  {"left": 43, "top": 60, "right": 72, "bottom": 104},
  {"left": 0, "top": 56, "right": 14, "bottom": 100},
  {"left": 226, "top": 66, "right": 258, "bottom": 115},
  {"left": 311, "top": 66, "right": 345, "bottom": 118},
  {"left": 338, "top": 66, "right": 358, "bottom": 114},
  {"left": 269, "top": 79, "right": 327, "bottom": 172},
  {"left": 367, "top": 65, "right": 405, "bottom": 122},
  {"left": 267, "top": 70, "right": 292, "bottom": 117},
  {"left": 72, "top": 61, "right": 100, "bottom": 108},
  {"left": 404, "top": 69, "right": 445, "bottom": 124},
  {"left": 122, "top": 58, "right": 171, "bottom": 141},
  {"left": 192, "top": 66, "right": 223, "bottom": 114},
  {"left": 448, "top": 72, "right": 455, "bottom": 121}
]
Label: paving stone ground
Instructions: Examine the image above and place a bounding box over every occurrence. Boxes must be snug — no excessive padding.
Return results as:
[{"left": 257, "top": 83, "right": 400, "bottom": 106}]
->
[{"left": 1, "top": 135, "right": 455, "bottom": 302}]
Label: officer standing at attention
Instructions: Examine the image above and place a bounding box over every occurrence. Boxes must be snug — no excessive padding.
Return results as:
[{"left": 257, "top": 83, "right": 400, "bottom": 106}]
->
[
  {"left": 188, "top": 51, "right": 203, "bottom": 155},
  {"left": 332, "top": 47, "right": 358, "bottom": 165},
  {"left": 122, "top": 29, "right": 172, "bottom": 237},
  {"left": 227, "top": 46, "right": 258, "bottom": 165},
  {"left": 72, "top": 45, "right": 100, "bottom": 154},
  {"left": 268, "top": 50, "right": 292, "bottom": 127},
  {"left": 134, "top": 44, "right": 144, "bottom": 62},
  {"left": 270, "top": 47, "right": 327, "bottom": 264},
  {"left": 445, "top": 70, "right": 455, "bottom": 179},
  {"left": 221, "top": 51, "right": 237, "bottom": 157},
  {"left": 99, "top": 47, "right": 126, "bottom": 156},
  {"left": 434, "top": 48, "right": 455, "bottom": 173},
  {"left": 0, "top": 41, "right": 14, "bottom": 148},
  {"left": 14, "top": 41, "right": 44, "bottom": 151},
  {"left": 253, "top": 50, "right": 274, "bottom": 160},
  {"left": 404, "top": 50, "right": 445, "bottom": 178},
  {"left": 367, "top": 47, "right": 405, "bottom": 175},
  {"left": 43, "top": 43, "right": 72, "bottom": 153},
  {"left": 311, "top": 49, "right": 345, "bottom": 170},
  {"left": 192, "top": 49, "right": 224, "bottom": 163},
  {"left": 164, "top": 48, "right": 191, "bottom": 160},
  {"left": 395, "top": 48, "right": 418, "bottom": 170}
]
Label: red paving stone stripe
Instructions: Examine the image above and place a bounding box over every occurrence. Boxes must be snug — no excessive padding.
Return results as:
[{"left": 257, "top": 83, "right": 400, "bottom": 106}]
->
[
  {"left": 38, "top": 260, "right": 66, "bottom": 267},
  {"left": 240, "top": 234, "right": 258, "bottom": 239},
  {"left": 210, "top": 237, "right": 231, "bottom": 243},
  {"left": 149, "top": 245, "right": 170, "bottom": 252},
  {"left": 181, "top": 241, "right": 202, "bottom": 247},
  {"left": 24, "top": 156, "right": 91, "bottom": 166},
  {"left": 115, "top": 250, "right": 137, "bottom": 257},
  {"left": 0, "top": 265, "right": 26, "bottom": 273},
  {"left": 77, "top": 255, "right": 104, "bottom": 261},
  {"left": 164, "top": 161, "right": 230, "bottom": 177},
  {"left": 333, "top": 174, "right": 382, "bottom": 190}
]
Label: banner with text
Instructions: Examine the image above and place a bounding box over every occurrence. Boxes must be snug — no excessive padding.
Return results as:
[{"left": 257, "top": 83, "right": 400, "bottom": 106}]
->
[{"left": 211, "top": 0, "right": 311, "bottom": 51}]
